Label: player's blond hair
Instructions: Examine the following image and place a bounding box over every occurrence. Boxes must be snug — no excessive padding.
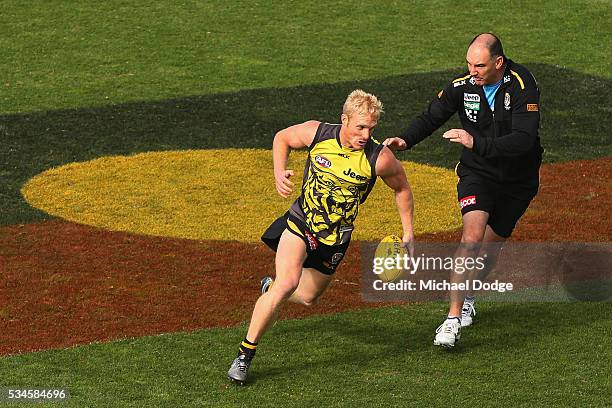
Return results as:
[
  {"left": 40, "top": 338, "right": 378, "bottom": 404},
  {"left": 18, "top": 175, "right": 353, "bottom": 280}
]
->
[{"left": 342, "top": 89, "right": 383, "bottom": 120}]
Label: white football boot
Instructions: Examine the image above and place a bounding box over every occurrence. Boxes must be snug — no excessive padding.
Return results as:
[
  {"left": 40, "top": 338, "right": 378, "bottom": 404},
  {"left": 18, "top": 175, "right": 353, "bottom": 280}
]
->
[
  {"left": 460, "top": 299, "right": 476, "bottom": 327},
  {"left": 433, "top": 317, "right": 462, "bottom": 347}
]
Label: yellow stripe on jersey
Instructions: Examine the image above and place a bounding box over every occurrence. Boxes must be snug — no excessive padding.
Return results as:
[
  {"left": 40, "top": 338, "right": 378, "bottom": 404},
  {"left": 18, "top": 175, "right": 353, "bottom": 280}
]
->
[
  {"left": 453, "top": 74, "right": 471, "bottom": 83},
  {"left": 510, "top": 70, "right": 525, "bottom": 90}
]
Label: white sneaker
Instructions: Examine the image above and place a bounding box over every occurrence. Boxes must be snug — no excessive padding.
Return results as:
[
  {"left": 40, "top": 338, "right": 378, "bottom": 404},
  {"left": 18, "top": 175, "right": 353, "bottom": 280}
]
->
[
  {"left": 433, "top": 317, "right": 461, "bottom": 347},
  {"left": 460, "top": 300, "right": 476, "bottom": 327}
]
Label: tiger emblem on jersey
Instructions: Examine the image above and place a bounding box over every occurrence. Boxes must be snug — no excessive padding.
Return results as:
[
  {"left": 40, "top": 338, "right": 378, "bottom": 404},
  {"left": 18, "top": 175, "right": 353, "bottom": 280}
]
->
[{"left": 301, "top": 161, "right": 365, "bottom": 243}]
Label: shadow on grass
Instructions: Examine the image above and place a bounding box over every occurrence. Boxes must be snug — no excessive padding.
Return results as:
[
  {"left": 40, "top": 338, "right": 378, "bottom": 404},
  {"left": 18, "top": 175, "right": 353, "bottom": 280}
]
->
[
  {"left": 1, "top": 64, "right": 610, "bottom": 225},
  {"left": 251, "top": 301, "right": 610, "bottom": 382}
]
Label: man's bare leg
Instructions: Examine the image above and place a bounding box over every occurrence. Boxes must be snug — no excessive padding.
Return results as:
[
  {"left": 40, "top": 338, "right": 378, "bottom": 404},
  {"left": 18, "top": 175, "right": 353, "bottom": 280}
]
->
[
  {"left": 448, "top": 210, "right": 489, "bottom": 317},
  {"left": 246, "top": 230, "right": 307, "bottom": 343},
  {"left": 228, "top": 229, "right": 308, "bottom": 383},
  {"left": 288, "top": 267, "right": 333, "bottom": 306},
  {"left": 434, "top": 211, "right": 488, "bottom": 347},
  {"left": 466, "top": 225, "right": 506, "bottom": 297}
]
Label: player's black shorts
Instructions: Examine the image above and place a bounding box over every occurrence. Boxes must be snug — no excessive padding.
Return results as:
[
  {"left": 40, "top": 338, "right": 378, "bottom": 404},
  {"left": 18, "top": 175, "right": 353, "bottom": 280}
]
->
[
  {"left": 261, "top": 212, "right": 349, "bottom": 275},
  {"left": 456, "top": 163, "right": 539, "bottom": 238}
]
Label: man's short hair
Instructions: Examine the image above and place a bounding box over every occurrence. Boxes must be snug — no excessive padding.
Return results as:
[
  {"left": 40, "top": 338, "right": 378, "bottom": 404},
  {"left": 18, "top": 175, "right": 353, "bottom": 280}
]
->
[
  {"left": 470, "top": 32, "right": 506, "bottom": 61},
  {"left": 342, "top": 89, "right": 383, "bottom": 120}
]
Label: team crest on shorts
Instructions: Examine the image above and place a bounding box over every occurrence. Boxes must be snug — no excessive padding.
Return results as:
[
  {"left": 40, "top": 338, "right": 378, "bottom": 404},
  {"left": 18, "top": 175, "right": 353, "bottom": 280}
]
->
[{"left": 331, "top": 252, "right": 344, "bottom": 265}]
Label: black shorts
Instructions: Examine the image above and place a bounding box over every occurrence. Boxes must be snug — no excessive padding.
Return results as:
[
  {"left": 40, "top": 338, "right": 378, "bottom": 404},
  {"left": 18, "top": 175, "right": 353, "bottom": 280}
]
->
[
  {"left": 456, "top": 164, "right": 539, "bottom": 238},
  {"left": 261, "top": 212, "right": 349, "bottom": 275}
]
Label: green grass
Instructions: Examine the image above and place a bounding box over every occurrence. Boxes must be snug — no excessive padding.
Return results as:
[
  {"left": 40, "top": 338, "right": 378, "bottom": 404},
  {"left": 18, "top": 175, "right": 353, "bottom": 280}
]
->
[
  {"left": 2, "top": 65, "right": 611, "bottom": 226},
  {"left": 1, "top": 2, "right": 610, "bottom": 226},
  {"left": 0, "top": 2, "right": 610, "bottom": 407},
  {"left": 2, "top": 302, "right": 610, "bottom": 407},
  {"left": 1, "top": 1, "right": 609, "bottom": 114}
]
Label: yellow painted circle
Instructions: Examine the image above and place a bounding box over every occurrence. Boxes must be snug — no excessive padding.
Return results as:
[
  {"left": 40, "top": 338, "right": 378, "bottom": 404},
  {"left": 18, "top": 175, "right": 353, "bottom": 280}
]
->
[{"left": 21, "top": 149, "right": 460, "bottom": 241}]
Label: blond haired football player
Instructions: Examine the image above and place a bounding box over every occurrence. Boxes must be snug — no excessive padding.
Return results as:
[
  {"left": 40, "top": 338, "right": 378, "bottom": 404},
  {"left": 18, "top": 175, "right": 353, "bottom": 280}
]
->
[{"left": 228, "top": 90, "right": 415, "bottom": 383}]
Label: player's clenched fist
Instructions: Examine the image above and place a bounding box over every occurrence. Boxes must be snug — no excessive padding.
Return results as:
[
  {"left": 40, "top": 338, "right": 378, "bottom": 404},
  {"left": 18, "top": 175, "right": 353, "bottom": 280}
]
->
[{"left": 274, "top": 169, "right": 295, "bottom": 198}]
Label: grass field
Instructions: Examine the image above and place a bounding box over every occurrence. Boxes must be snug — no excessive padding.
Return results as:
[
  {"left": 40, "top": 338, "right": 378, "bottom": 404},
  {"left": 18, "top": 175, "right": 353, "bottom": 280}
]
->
[
  {"left": 1, "top": 1, "right": 610, "bottom": 407},
  {"left": 3, "top": 303, "right": 610, "bottom": 407},
  {"left": 1, "top": 1, "right": 609, "bottom": 114}
]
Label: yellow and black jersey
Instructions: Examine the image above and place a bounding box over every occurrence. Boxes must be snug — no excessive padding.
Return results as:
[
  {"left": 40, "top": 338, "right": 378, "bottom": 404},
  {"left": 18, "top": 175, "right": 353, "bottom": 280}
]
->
[{"left": 288, "top": 122, "right": 383, "bottom": 246}]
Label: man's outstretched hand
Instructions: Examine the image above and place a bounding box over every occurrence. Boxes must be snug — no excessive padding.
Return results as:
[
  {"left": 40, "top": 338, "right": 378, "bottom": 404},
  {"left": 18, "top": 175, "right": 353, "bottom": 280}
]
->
[{"left": 382, "top": 137, "right": 407, "bottom": 151}]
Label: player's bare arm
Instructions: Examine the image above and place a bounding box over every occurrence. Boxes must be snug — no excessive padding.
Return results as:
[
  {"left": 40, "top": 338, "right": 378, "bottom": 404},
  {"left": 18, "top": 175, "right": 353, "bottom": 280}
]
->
[
  {"left": 272, "top": 120, "right": 320, "bottom": 198},
  {"left": 375, "top": 146, "right": 415, "bottom": 256}
]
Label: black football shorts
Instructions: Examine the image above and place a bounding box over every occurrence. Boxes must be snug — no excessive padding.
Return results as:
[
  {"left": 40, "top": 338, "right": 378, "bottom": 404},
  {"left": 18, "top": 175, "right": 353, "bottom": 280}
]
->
[
  {"left": 261, "top": 212, "right": 349, "bottom": 275},
  {"left": 456, "top": 164, "right": 539, "bottom": 238}
]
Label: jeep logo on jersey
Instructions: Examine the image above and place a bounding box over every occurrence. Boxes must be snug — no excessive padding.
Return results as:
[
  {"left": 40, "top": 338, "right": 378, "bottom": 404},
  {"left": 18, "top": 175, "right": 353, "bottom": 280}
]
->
[
  {"left": 459, "top": 195, "right": 477, "bottom": 209},
  {"left": 464, "top": 94, "right": 480, "bottom": 123},
  {"left": 343, "top": 168, "right": 368, "bottom": 181},
  {"left": 314, "top": 155, "right": 331, "bottom": 168},
  {"left": 464, "top": 93, "right": 480, "bottom": 102}
]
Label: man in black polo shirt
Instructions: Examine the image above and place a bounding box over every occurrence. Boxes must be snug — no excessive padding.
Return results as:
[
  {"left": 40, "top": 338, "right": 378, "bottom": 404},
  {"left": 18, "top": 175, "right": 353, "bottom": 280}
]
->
[{"left": 385, "top": 32, "right": 542, "bottom": 347}]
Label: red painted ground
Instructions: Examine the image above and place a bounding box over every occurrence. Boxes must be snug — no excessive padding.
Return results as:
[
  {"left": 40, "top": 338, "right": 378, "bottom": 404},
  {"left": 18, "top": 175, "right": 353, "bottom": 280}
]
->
[{"left": 0, "top": 158, "right": 609, "bottom": 355}]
